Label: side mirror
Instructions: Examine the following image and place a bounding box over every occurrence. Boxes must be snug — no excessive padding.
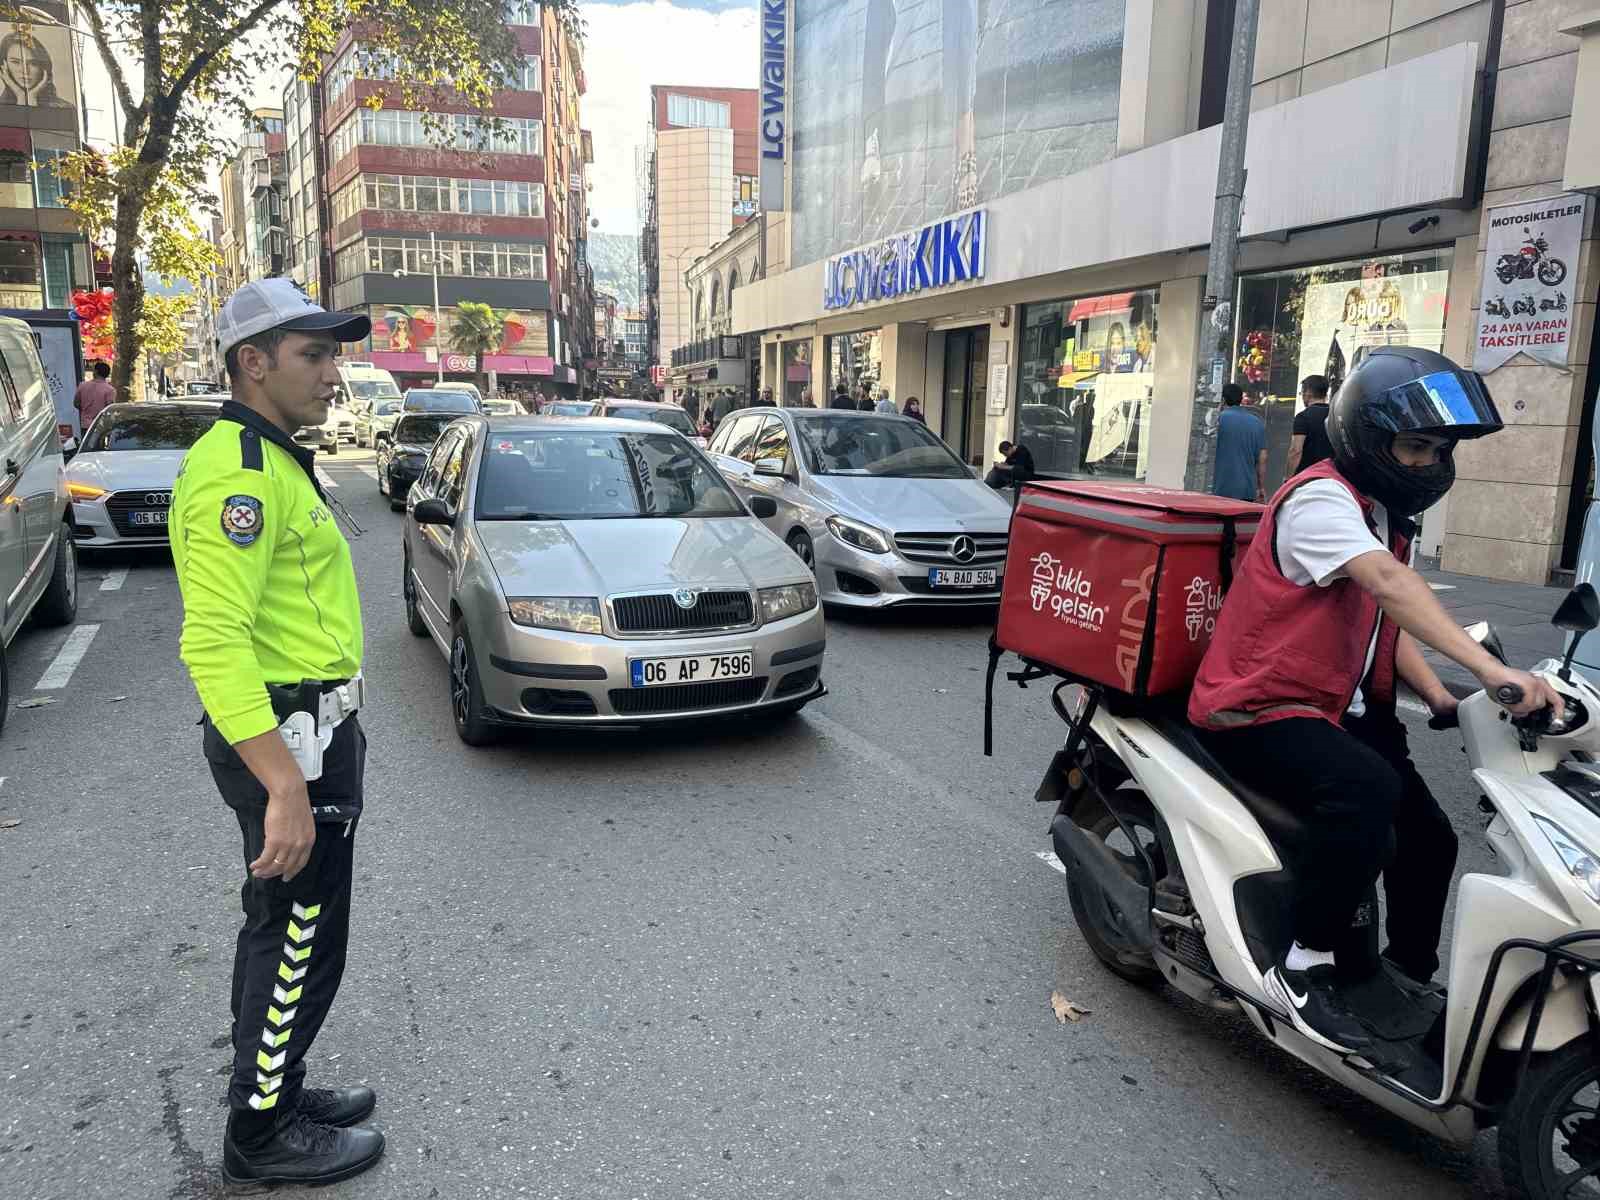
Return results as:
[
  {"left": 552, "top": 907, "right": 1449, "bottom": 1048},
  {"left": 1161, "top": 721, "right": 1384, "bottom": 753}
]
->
[
  {"left": 1466, "top": 620, "right": 1509, "bottom": 666},
  {"left": 749, "top": 496, "right": 778, "bottom": 519},
  {"left": 412, "top": 497, "right": 454, "bottom": 526},
  {"left": 1553, "top": 583, "right": 1600, "bottom": 634},
  {"left": 754, "top": 456, "right": 787, "bottom": 477}
]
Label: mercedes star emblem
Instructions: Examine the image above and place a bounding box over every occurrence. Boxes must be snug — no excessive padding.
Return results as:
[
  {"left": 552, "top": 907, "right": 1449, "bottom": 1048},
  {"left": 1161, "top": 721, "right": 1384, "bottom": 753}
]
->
[{"left": 951, "top": 535, "right": 977, "bottom": 564}]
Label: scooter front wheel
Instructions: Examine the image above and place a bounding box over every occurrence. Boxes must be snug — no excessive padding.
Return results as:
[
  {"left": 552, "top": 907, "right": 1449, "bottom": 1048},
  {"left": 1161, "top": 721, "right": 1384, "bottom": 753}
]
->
[
  {"left": 1065, "top": 785, "right": 1166, "bottom": 989},
  {"left": 1499, "top": 1039, "right": 1600, "bottom": 1199}
]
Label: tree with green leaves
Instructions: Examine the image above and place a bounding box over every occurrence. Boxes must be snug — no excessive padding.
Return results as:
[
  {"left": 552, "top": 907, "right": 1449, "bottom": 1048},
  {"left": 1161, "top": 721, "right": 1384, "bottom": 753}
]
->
[
  {"left": 33, "top": 0, "right": 577, "bottom": 399},
  {"left": 449, "top": 300, "right": 506, "bottom": 398}
]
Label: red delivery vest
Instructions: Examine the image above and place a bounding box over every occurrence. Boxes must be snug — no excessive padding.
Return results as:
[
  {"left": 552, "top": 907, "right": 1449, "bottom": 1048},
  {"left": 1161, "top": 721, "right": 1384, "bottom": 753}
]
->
[{"left": 1188, "top": 460, "right": 1412, "bottom": 730}]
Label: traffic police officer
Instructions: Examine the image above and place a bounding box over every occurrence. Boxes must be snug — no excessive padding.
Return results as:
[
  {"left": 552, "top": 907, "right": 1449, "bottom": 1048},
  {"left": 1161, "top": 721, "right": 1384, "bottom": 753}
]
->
[{"left": 171, "top": 278, "right": 383, "bottom": 1186}]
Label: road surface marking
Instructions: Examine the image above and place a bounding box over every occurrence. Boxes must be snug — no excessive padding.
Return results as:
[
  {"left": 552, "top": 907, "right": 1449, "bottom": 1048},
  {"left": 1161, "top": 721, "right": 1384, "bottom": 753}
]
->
[
  {"left": 99, "top": 568, "right": 128, "bottom": 592},
  {"left": 34, "top": 624, "right": 100, "bottom": 690},
  {"left": 355, "top": 465, "right": 377, "bottom": 480},
  {"left": 1398, "top": 698, "right": 1430, "bottom": 716},
  {"left": 316, "top": 470, "right": 339, "bottom": 490},
  {"left": 1035, "top": 851, "right": 1066, "bottom": 875},
  {"left": 1428, "top": 583, "right": 1455, "bottom": 591}
]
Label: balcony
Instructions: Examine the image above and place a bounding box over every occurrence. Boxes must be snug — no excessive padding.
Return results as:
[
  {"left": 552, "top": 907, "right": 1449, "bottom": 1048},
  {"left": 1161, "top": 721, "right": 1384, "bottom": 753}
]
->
[{"left": 671, "top": 335, "right": 746, "bottom": 370}]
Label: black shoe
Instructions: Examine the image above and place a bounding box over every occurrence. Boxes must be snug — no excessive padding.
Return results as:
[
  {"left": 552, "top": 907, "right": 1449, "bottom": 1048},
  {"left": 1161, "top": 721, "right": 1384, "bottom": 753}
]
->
[
  {"left": 1265, "top": 959, "right": 1374, "bottom": 1053},
  {"left": 222, "top": 1110, "right": 385, "bottom": 1186},
  {"left": 297, "top": 1085, "right": 377, "bottom": 1127}
]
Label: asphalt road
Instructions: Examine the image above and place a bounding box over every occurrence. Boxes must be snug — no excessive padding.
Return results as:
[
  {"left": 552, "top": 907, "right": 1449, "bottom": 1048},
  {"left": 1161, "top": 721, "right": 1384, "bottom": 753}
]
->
[{"left": 0, "top": 448, "right": 1520, "bottom": 1200}]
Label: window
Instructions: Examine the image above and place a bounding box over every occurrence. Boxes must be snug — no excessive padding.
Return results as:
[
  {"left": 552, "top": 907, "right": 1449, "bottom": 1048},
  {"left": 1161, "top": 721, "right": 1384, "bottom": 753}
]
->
[
  {"left": 504, "top": 0, "right": 539, "bottom": 22},
  {"left": 33, "top": 132, "right": 73, "bottom": 208},
  {"left": 420, "top": 428, "right": 461, "bottom": 494},
  {"left": 724, "top": 414, "right": 762, "bottom": 463},
  {"left": 0, "top": 237, "right": 39, "bottom": 285},
  {"left": 439, "top": 432, "right": 470, "bottom": 507},
  {"left": 355, "top": 237, "right": 546, "bottom": 281},
  {"left": 331, "top": 180, "right": 361, "bottom": 224},
  {"left": 754, "top": 417, "right": 790, "bottom": 470},
  {"left": 507, "top": 56, "right": 541, "bottom": 92},
  {"left": 666, "top": 93, "right": 729, "bottom": 129}
]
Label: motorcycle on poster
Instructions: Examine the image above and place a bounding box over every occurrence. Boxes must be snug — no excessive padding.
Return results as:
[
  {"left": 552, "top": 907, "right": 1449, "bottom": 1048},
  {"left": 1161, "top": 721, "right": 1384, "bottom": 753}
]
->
[{"left": 1474, "top": 193, "right": 1589, "bottom": 372}]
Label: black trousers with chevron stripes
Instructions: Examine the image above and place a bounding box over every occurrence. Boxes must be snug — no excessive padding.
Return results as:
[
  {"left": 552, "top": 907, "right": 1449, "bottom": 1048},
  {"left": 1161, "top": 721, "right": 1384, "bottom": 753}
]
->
[{"left": 203, "top": 713, "right": 366, "bottom": 1136}]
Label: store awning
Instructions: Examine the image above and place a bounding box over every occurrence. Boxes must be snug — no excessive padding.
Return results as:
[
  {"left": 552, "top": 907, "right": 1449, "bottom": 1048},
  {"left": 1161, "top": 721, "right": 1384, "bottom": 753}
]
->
[
  {"left": 0, "top": 128, "right": 29, "bottom": 156},
  {"left": 1067, "top": 292, "right": 1134, "bottom": 322}
]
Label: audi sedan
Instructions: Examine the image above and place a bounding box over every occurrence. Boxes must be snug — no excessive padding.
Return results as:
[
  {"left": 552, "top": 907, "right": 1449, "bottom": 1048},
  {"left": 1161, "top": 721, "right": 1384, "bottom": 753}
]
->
[
  {"left": 64, "top": 401, "right": 223, "bottom": 549},
  {"left": 401, "top": 416, "right": 826, "bottom": 744},
  {"left": 708, "top": 408, "right": 1012, "bottom": 607}
]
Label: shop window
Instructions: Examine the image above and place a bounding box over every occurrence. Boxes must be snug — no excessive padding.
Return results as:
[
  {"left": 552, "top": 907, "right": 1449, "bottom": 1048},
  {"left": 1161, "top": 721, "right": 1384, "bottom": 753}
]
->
[
  {"left": 781, "top": 339, "right": 811, "bottom": 407},
  {"left": 1016, "top": 289, "right": 1160, "bottom": 482},
  {"left": 1232, "top": 248, "right": 1453, "bottom": 489},
  {"left": 41, "top": 236, "right": 77, "bottom": 307},
  {"left": 0, "top": 237, "right": 40, "bottom": 285},
  {"left": 827, "top": 329, "right": 882, "bottom": 402}
]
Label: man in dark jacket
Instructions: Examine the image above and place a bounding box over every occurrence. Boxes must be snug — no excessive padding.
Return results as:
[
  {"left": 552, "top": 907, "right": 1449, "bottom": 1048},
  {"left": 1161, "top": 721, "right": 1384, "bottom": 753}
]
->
[
  {"left": 830, "top": 383, "right": 855, "bottom": 410},
  {"left": 984, "top": 440, "right": 1035, "bottom": 489}
]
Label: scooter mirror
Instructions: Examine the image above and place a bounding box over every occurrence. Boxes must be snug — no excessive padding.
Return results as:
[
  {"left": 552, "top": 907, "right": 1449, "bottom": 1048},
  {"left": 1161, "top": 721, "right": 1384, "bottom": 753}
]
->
[
  {"left": 1552, "top": 582, "right": 1600, "bottom": 634},
  {"left": 1466, "top": 621, "right": 1509, "bottom": 665}
]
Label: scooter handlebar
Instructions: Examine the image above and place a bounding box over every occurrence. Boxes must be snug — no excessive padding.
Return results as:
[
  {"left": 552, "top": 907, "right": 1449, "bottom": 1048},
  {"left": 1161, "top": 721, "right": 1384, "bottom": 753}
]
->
[{"left": 1495, "top": 683, "right": 1526, "bottom": 706}]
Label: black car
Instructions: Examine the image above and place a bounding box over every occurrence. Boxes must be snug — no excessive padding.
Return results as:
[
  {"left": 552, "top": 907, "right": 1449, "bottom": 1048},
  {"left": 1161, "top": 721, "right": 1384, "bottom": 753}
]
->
[
  {"left": 376, "top": 413, "right": 458, "bottom": 511},
  {"left": 402, "top": 388, "right": 480, "bottom": 414}
]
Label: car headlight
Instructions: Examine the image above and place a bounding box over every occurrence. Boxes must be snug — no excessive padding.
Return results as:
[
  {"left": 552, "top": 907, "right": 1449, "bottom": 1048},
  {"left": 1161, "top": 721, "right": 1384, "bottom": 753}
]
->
[
  {"left": 826, "top": 515, "right": 891, "bottom": 555},
  {"left": 1532, "top": 814, "right": 1600, "bottom": 902},
  {"left": 507, "top": 596, "right": 603, "bottom": 634},
  {"left": 760, "top": 581, "right": 818, "bottom": 623},
  {"left": 67, "top": 481, "right": 106, "bottom": 500}
]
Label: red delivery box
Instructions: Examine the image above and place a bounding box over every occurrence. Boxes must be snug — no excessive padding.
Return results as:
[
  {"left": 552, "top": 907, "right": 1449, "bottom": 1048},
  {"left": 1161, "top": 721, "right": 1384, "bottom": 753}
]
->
[{"left": 996, "top": 482, "right": 1261, "bottom": 696}]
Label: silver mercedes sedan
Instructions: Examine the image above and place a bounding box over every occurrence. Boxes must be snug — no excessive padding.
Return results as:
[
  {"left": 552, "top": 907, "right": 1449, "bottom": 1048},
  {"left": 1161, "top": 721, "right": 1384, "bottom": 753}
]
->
[
  {"left": 401, "top": 416, "right": 827, "bottom": 744},
  {"left": 708, "top": 408, "right": 1013, "bottom": 607},
  {"left": 64, "top": 401, "right": 223, "bottom": 549}
]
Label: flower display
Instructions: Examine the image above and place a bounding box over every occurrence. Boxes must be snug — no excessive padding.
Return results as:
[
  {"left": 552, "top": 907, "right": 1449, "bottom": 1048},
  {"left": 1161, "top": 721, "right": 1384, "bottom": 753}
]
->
[{"left": 71, "top": 288, "right": 116, "bottom": 362}]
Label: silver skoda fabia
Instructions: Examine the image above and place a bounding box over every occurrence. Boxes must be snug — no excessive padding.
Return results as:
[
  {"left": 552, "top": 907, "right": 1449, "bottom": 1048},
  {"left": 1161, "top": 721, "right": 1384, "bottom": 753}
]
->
[{"left": 401, "top": 416, "right": 826, "bottom": 743}]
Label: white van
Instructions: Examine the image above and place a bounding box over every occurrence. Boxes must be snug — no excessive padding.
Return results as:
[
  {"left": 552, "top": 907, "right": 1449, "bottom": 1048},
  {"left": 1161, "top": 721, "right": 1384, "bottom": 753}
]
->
[{"left": 338, "top": 364, "right": 403, "bottom": 448}]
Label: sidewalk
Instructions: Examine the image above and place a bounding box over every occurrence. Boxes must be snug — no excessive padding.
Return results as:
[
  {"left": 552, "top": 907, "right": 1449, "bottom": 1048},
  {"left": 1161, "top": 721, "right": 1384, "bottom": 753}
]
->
[{"left": 1420, "top": 566, "right": 1569, "bottom": 690}]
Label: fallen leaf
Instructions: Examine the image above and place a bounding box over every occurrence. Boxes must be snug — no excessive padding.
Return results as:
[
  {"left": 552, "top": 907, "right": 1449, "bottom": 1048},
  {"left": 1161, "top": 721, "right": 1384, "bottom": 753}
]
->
[
  {"left": 0, "top": 818, "right": 19, "bottom": 829},
  {"left": 15, "top": 697, "right": 54, "bottom": 709},
  {"left": 934, "top": 688, "right": 949, "bottom": 694},
  {"left": 1050, "top": 990, "right": 1090, "bottom": 1024},
  {"left": 107, "top": 696, "right": 127, "bottom": 703}
]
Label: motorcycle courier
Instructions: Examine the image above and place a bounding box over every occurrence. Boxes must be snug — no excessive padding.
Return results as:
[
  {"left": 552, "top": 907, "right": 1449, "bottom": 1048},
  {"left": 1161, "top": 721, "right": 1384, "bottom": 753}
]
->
[{"left": 986, "top": 347, "right": 1600, "bottom": 1198}]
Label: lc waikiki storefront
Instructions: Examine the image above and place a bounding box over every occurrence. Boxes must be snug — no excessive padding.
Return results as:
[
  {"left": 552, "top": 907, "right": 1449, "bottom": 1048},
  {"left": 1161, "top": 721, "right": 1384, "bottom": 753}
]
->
[{"left": 736, "top": 39, "right": 1556, "bottom": 573}]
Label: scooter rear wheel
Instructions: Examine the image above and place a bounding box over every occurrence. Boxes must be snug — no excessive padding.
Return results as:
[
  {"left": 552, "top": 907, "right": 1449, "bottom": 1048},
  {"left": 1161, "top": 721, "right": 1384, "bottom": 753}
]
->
[
  {"left": 1499, "top": 1040, "right": 1600, "bottom": 1199},
  {"left": 1065, "top": 785, "right": 1165, "bottom": 988}
]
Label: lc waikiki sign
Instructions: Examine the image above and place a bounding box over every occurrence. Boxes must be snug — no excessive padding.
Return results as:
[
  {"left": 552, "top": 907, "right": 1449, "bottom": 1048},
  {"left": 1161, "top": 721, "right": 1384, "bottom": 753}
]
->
[
  {"left": 822, "top": 210, "right": 987, "bottom": 312},
  {"left": 758, "top": 0, "right": 787, "bottom": 212}
]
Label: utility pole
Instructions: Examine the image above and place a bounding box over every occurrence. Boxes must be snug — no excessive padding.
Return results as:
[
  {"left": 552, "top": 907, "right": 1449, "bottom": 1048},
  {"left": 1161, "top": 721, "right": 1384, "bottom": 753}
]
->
[
  {"left": 428, "top": 231, "right": 444, "bottom": 385},
  {"left": 1184, "top": 0, "right": 1261, "bottom": 493}
]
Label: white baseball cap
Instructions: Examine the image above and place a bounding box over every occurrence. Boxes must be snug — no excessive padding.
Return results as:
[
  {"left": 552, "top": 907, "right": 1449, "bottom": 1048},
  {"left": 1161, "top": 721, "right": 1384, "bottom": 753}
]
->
[{"left": 216, "top": 277, "right": 371, "bottom": 358}]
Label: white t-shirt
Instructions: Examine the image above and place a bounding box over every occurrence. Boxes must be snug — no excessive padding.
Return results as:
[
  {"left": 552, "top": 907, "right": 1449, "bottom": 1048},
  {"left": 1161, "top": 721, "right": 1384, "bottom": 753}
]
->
[{"left": 1274, "top": 479, "right": 1399, "bottom": 718}]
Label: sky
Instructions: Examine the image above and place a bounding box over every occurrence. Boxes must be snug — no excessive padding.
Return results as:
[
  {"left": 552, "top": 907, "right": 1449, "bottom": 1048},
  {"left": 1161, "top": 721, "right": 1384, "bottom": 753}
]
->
[{"left": 77, "top": 0, "right": 760, "bottom": 239}]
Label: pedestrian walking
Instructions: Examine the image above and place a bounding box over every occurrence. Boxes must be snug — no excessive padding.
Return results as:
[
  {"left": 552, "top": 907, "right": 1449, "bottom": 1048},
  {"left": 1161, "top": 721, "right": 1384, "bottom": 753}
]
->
[
  {"left": 874, "top": 387, "right": 896, "bottom": 414},
  {"left": 1213, "top": 382, "right": 1266, "bottom": 502},
  {"left": 799, "top": 386, "right": 814, "bottom": 408},
  {"left": 830, "top": 382, "right": 854, "bottom": 410},
  {"left": 1285, "top": 373, "right": 1334, "bottom": 477},
  {"left": 74, "top": 360, "right": 115, "bottom": 431},
  {"left": 170, "top": 278, "right": 384, "bottom": 1187},
  {"left": 857, "top": 385, "right": 875, "bottom": 412},
  {"left": 902, "top": 396, "right": 925, "bottom": 423}
]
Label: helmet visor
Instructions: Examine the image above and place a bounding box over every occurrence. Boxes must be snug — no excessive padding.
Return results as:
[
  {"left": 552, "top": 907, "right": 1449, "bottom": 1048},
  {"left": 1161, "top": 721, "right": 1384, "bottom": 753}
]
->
[{"left": 1369, "top": 370, "right": 1501, "bottom": 439}]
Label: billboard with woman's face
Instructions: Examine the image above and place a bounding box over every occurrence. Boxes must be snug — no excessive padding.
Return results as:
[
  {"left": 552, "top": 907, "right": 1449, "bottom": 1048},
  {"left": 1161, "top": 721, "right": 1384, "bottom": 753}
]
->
[
  {"left": 0, "top": 5, "right": 75, "bottom": 109},
  {"left": 790, "top": 0, "right": 1125, "bottom": 268}
]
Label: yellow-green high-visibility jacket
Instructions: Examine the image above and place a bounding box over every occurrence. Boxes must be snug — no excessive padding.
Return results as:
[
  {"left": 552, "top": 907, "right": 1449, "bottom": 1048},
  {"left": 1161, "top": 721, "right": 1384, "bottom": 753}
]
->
[{"left": 171, "top": 401, "right": 362, "bottom": 743}]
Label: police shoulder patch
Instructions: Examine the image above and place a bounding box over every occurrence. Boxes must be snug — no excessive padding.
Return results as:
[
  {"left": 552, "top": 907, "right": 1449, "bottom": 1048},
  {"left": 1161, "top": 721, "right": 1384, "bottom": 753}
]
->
[{"left": 221, "top": 494, "right": 264, "bottom": 546}]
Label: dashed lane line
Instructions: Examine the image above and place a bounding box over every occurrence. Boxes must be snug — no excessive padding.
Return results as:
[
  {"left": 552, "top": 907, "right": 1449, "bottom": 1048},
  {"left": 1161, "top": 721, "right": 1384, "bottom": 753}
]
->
[
  {"left": 34, "top": 624, "right": 101, "bottom": 690},
  {"left": 316, "top": 469, "right": 339, "bottom": 490},
  {"left": 99, "top": 567, "right": 128, "bottom": 592}
]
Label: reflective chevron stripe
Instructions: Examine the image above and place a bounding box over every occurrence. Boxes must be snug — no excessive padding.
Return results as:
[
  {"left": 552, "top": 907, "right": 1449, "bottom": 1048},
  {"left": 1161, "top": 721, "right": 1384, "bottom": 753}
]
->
[{"left": 246, "top": 899, "right": 323, "bottom": 1109}]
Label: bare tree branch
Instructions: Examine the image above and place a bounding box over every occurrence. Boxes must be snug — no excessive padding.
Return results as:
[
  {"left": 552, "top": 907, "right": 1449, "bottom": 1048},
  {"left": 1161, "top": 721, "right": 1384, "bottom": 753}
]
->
[{"left": 75, "top": 2, "right": 139, "bottom": 127}]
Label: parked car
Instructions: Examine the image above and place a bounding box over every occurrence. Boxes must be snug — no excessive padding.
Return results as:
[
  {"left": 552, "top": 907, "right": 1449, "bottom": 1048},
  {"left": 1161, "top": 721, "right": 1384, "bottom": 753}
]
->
[
  {"left": 65, "top": 401, "right": 224, "bottom": 549},
  {"left": 291, "top": 408, "right": 339, "bottom": 454},
  {"left": 543, "top": 401, "right": 596, "bottom": 418},
  {"left": 402, "top": 388, "right": 480, "bottom": 415},
  {"left": 483, "top": 398, "right": 520, "bottom": 416},
  {"left": 0, "top": 315, "right": 77, "bottom": 733},
  {"left": 326, "top": 394, "right": 359, "bottom": 445},
  {"left": 593, "top": 399, "right": 706, "bottom": 447},
  {"left": 376, "top": 412, "right": 458, "bottom": 511},
  {"left": 401, "top": 416, "right": 825, "bottom": 744},
  {"left": 342, "top": 364, "right": 403, "bottom": 448},
  {"left": 435, "top": 381, "right": 483, "bottom": 409},
  {"left": 183, "top": 379, "right": 222, "bottom": 396},
  {"left": 354, "top": 394, "right": 405, "bottom": 449},
  {"left": 708, "top": 407, "right": 1012, "bottom": 608}
]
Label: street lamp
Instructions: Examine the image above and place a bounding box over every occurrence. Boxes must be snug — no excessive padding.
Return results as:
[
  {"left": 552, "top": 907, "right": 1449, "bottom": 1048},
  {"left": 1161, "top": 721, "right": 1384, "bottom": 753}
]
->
[{"left": 391, "top": 230, "right": 446, "bottom": 384}]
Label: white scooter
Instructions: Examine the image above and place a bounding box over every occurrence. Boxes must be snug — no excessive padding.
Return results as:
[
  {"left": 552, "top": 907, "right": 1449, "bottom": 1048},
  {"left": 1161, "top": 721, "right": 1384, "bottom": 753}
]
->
[{"left": 1035, "top": 584, "right": 1600, "bottom": 1199}]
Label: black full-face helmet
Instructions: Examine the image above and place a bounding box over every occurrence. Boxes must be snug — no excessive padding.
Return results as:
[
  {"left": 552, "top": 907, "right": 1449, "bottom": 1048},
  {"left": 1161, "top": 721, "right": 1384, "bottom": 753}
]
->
[{"left": 1325, "top": 346, "right": 1502, "bottom": 516}]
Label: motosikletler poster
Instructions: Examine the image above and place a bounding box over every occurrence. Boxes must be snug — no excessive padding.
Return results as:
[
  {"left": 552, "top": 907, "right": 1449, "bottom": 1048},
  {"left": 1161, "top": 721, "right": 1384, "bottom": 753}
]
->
[{"left": 1474, "top": 193, "right": 1589, "bottom": 372}]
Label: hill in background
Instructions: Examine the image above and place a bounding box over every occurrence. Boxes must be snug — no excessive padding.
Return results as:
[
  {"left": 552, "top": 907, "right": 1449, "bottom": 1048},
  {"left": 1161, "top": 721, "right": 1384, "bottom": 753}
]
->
[{"left": 589, "top": 232, "right": 640, "bottom": 311}]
